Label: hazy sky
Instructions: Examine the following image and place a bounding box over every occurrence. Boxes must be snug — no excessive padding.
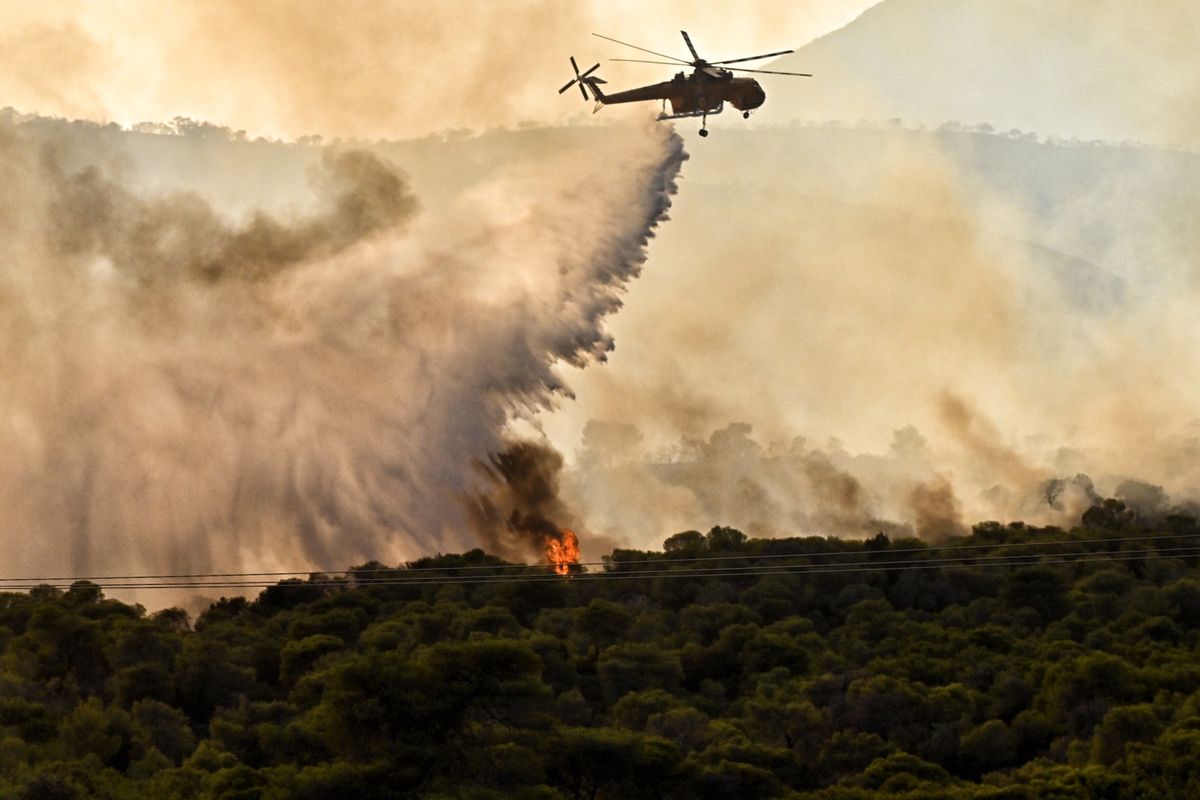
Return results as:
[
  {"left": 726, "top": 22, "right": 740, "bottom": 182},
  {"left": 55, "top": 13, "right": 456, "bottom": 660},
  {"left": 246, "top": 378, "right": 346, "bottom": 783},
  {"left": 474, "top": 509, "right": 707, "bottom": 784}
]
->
[
  {"left": 5, "top": 0, "right": 1200, "bottom": 577},
  {"left": 0, "top": 0, "right": 878, "bottom": 139}
]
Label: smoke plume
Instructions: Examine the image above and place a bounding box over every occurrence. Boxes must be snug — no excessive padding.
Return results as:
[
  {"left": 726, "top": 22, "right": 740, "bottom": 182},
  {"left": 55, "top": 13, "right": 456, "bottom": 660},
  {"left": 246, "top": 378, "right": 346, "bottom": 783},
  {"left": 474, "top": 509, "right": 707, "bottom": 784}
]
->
[
  {"left": 0, "top": 1, "right": 877, "bottom": 139},
  {"left": 0, "top": 116, "right": 685, "bottom": 592},
  {"left": 545, "top": 124, "right": 1200, "bottom": 546},
  {"left": 467, "top": 441, "right": 580, "bottom": 566}
]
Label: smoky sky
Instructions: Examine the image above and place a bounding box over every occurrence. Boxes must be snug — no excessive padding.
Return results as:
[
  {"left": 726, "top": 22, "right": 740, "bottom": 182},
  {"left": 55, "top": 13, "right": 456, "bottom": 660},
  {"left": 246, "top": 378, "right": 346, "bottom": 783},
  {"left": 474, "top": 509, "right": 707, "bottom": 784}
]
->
[
  {"left": 547, "top": 122, "right": 1200, "bottom": 546},
  {"left": 0, "top": 0, "right": 876, "bottom": 139},
  {"left": 4, "top": 0, "right": 1199, "bottom": 577},
  {"left": 1, "top": 1, "right": 1193, "bottom": 143},
  {"left": 0, "top": 116, "right": 685, "bottom": 598}
]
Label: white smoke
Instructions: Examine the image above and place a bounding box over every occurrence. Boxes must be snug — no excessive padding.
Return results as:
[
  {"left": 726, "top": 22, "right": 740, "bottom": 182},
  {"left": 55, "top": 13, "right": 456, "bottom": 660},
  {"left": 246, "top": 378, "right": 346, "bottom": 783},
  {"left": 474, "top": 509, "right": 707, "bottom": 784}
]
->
[
  {"left": 547, "top": 125, "right": 1200, "bottom": 546},
  {"left": 0, "top": 116, "right": 685, "bottom": 591}
]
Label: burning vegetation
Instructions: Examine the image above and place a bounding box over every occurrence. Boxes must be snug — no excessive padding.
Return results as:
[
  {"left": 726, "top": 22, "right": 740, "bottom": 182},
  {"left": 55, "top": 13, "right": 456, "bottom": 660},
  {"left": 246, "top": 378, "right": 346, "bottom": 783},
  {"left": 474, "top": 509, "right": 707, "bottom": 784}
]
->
[
  {"left": 547, "top": 528, "right": 580, "bottom": 576},
  {"left": 467, "top": 441, "right": 585, "bottom": 573}
]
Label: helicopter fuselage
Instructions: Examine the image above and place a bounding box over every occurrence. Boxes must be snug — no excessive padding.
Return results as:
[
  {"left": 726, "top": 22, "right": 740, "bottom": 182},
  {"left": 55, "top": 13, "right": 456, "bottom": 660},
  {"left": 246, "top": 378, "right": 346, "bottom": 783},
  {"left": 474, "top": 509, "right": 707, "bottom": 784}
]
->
[
  {"left": 598, "top": 69, "right": 766, "bottom": 115},
  {"left": 560, "top": 31, "right": 809, "bottom": 135}
]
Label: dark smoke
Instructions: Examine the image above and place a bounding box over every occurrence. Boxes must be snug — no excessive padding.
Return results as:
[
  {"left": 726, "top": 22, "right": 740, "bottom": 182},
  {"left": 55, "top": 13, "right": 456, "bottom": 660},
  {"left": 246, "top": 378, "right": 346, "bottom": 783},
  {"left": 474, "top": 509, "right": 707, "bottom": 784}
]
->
[
  {"left": 1042, "top": 473, "right": 1100, "bottom": 513},
  {"left": 798, "top": 450, "right": 869, "bottom": 529},
  {"left": 0, "top": 115, "right": 686, "bottom": 595},
  {"left": 467, "top": 441, "right": 579, "bottom": 563},
  {"left": 574, "top": 422, "right": 916, "bottom": 541},
  {"left": 1115, "top": 479, "right": 1170, "bottom": 520},
  {"left": 46, "top": 148, "right": 417, "bottom": 285},
  {"left": 908, "top": 477, "right": 966, "bottom": 542}
]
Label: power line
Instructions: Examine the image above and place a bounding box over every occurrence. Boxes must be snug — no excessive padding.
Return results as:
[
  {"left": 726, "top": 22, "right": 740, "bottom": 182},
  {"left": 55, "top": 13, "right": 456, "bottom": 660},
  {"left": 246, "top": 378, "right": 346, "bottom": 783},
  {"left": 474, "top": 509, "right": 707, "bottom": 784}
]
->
[
  {"left": 0, "top": 531, "right": 1193, "bottom": 584},
  {"left": 4, "top": 543, "right": 1197, "bottom": 591}
]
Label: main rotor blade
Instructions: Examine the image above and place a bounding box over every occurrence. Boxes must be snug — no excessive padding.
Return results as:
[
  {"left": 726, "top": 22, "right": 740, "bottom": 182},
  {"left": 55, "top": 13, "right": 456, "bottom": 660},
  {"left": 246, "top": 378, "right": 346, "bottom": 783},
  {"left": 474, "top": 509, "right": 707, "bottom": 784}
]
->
[
  {"left": 593, "top": 32, "right": 690, "bottom": 65},
  {"left": 558, "top": 79, "right": 577, "bottom": 94},
  {"left": 710, "top": 49, "right": 794, "bottom": 66},
  {"left": 724, "top": 66, "right": 813, "bottom": 76},
  {"left": 610, "top": 58, "right": 688, "bottom": 66},
  {"left": 681, "top": 30, "right": 701, "bottom": 62}
]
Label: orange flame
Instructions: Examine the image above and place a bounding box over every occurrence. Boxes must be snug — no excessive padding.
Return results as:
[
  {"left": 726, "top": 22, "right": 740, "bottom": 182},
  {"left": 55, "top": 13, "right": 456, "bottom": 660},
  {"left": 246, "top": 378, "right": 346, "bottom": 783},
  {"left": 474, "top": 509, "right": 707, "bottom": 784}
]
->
[{"left": 547, "top": 528, "right": 580, "bottom": 577}]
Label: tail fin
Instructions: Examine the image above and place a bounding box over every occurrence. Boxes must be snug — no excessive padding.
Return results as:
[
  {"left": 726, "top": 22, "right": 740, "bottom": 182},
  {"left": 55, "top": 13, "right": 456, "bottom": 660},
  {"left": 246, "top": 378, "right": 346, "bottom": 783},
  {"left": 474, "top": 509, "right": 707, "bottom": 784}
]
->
[
  {"left": 584, "top": 76, "right": 606, "bottom": 102},
  {"left": 583, "top": 76, "right": 607, "bottom": 113}
]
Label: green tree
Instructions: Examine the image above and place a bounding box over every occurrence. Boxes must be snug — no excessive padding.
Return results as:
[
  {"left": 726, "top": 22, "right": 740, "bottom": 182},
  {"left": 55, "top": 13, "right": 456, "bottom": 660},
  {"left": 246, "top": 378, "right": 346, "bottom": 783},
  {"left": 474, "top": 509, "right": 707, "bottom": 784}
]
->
[
  {"left": 578, "top": 599, "right": 632, "bottom": 657},
  {"left": 1002, "top": 567, "right": 1069, "bottom": 622},
  {"left": 59, "top": 697, "right": 134, "bottom": 768},
  {"left": 279, "top": 635, "right": 344, "bottom": 687},
  {"left": 1091, "top": 704, "right": 1163, "bottom": 765},
  {"left": 663, "top": 530, "right": 706, "bottom": 554},
  {"left": 597, "top": 643, "right": 683, "bottom": 706},
  {"left": 960, "top": 719, "right": 1018, "bottom": 776}
]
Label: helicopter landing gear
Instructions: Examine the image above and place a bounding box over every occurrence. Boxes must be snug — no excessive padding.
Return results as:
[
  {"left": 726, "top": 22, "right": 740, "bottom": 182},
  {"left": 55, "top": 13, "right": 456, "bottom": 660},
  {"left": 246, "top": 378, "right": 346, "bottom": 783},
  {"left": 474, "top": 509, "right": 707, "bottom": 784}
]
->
[
  {"left": 699, "top": 109, "right": 709, "bottom": 137},
  {"left": 743, "top": 111, "right": 750, "bottom": 119},
  {"left": 699, "top": 128, "right": 708, "bottom": 137}
]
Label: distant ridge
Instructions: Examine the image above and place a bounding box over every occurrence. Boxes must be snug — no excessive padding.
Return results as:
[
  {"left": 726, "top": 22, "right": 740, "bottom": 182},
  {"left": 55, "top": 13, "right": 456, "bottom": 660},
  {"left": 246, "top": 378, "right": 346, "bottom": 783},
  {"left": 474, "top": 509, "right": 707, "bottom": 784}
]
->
[{"left": 768, "top": 0, "right": 1200, "bottom": 149}]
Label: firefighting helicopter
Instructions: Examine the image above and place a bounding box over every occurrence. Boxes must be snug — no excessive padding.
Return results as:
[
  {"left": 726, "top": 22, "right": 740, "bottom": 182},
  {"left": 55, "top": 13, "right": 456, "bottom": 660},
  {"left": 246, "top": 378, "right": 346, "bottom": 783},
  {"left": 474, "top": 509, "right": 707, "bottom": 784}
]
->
[{"left": 559, "top": 31, "right": 812, "bottom": 137}]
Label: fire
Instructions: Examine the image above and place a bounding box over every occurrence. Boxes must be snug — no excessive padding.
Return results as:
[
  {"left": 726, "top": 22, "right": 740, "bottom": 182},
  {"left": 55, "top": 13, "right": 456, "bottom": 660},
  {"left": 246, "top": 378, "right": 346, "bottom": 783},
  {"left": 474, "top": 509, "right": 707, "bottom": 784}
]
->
[{"left": 547, "top": 528, "right": 580, "bottom": 577}]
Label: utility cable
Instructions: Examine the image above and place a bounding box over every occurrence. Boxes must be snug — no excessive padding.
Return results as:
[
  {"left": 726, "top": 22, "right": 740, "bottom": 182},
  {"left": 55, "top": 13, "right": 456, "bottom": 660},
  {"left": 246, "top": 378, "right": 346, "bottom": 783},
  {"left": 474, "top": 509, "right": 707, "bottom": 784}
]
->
[
  {"left": 0, "top": 531, "right": 1193, "bottom": 584},
  {"left": 2, "top": 543, "right": 1196, "bottom": 590}
]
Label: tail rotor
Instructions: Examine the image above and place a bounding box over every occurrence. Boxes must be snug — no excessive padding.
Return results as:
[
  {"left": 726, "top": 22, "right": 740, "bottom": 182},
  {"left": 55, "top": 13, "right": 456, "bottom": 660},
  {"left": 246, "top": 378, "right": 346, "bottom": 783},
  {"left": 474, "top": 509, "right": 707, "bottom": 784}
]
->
[{"left": 558, "top": 56, "right": 602, "bottom": 101}]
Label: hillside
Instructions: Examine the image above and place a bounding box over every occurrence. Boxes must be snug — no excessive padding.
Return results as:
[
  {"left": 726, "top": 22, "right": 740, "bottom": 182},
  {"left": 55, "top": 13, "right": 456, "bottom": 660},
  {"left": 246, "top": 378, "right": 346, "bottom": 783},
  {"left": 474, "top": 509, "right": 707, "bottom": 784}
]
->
[
  {"left": 768, "top": 0, "right": 1200, "bottom": 149},
  {"left": 8, "top": 113, "right": 1200, "bottom": 554},
  {"left": 556, "top": 123, "right": 1200, "bottom": 542},
  {"left": 0, "top": 514, "right": 1199, "bottom": 798}
]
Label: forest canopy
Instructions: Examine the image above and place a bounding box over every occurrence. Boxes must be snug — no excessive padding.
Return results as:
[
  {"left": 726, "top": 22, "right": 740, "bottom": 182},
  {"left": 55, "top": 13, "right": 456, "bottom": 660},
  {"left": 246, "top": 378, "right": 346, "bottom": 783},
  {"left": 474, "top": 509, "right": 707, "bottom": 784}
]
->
[{"left": 1, "top": 508, "right": 1199, "bottom": 799}]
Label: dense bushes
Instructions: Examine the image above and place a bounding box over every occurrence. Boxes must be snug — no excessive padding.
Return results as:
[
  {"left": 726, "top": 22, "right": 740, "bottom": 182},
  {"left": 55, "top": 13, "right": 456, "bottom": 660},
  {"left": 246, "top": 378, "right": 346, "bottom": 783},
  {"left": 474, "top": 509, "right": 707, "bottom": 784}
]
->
[{"left": 1, "top": 521, "right": 1200, "bottom": 798}]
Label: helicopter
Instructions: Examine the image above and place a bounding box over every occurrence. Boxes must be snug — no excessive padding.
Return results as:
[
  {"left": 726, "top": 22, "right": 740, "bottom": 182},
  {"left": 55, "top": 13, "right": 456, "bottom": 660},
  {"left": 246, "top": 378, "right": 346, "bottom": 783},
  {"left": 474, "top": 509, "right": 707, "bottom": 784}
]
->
[{"left": 559, "top": 31, "right": 812, "bottom": 137}]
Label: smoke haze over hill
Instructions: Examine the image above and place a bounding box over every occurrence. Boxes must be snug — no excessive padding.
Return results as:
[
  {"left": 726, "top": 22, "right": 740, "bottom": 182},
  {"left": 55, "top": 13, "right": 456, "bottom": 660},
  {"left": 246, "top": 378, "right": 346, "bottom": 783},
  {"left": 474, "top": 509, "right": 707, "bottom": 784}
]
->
[
  {"left": 546, "top": 126, "right": 1200, "bottom": 544},
  {"left": 2, "top": 0, "right": 1199, "bottom": 589},
  {"left": 0, "top": 116, "right": 684, "bottom": 593},
  {"left": 0, "top": 0, "right": 875, "bottom": 139},
  {"left": 4, "top": 113, "right": 1199, "bottom": 586},
  {"left": 770, "top": 0, "right": 1200, "bottom": 148}
]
